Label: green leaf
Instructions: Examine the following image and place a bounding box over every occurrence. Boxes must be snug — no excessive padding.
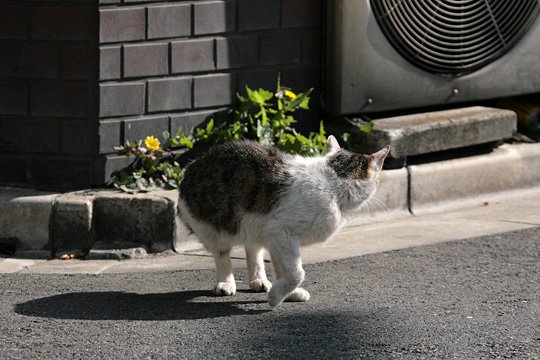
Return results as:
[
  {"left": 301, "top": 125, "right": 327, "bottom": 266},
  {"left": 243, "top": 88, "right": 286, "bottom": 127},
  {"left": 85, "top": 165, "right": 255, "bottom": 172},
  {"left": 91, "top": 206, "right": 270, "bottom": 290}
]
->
[{"left": 359, "top": 121, "right": 374, "bottom": 133}]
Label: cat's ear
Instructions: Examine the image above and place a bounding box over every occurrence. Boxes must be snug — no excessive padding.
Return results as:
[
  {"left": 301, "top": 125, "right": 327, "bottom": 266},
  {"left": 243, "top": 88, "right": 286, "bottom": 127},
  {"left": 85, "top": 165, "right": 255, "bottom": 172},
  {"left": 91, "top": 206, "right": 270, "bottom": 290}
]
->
[
  {"left": 326, "top": 135, "right": 341, "bottom": 154},
  {"left": 371, "top": 145, "right": 391, "bottom": 169}
]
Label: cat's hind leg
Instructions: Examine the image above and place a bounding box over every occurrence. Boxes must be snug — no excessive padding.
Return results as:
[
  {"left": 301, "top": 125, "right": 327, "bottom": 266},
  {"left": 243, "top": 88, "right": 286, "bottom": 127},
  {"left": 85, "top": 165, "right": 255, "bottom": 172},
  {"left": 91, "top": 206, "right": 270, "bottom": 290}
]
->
[
  {"left": 270, "top": 252, "right": 310, "bottom": 303},
  {"left": 245, "top": 245, "right": 272, "bottom": 293},
  {"left": 212, "top": 248, "right": 236, "bottom": 296},
  {"left": 267, "top": 236, "right": 308, "bottom": 307}
]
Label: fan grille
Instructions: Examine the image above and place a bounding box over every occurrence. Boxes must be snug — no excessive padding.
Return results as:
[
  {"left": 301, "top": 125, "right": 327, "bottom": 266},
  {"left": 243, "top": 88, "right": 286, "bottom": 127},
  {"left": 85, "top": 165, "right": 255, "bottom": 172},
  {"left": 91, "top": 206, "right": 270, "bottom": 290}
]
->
[{"left": 371, "top": 0, "right": 540, "bottom": 75}]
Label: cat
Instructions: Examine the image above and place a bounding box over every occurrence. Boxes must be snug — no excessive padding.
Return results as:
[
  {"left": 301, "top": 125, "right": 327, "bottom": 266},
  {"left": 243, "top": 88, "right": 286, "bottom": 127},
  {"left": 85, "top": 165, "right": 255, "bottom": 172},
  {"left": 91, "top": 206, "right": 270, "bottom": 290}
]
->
[{"left": 177, "top": 135, "right": 390, "bottom": 308}]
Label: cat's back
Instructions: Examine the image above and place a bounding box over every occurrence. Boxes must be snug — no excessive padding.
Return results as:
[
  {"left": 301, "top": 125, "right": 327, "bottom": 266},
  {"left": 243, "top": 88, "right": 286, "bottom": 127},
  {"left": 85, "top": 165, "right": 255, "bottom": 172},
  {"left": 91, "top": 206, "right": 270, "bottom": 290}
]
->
[{"left": 179, "top": 141, "right": 291, "bottom": 234}]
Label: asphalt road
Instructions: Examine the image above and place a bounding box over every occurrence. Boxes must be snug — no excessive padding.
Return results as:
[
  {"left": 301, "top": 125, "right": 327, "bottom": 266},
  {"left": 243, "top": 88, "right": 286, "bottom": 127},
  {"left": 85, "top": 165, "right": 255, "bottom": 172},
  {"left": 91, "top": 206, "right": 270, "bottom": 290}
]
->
[{"left": 1, "top": 227, "right": 539, "bottom": 359}]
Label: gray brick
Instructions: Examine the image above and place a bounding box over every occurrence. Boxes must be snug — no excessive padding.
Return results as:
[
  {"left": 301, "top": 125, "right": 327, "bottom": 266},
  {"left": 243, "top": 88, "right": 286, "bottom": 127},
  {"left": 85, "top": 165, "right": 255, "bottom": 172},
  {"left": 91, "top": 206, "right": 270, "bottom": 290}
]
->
[
  {"left": 237, "top": 70, "right": 279, "bottom": 94},
  {"left": 282, "top": 0, "right": 321, "bottom": 28},
  {"left": 238, "top": 0, "right": 279, "bottom": 31},
  {"left": 148, "top": 4, "right": 191, "bottom": 39},
  {"left": 260, "top": 32, "right": 301, "bottom": 65},
  {"left": 124, "top": 42, "right": 168, "bottom": 78},
  {"left": 216, "top": 35, "right": 258, "bottom": 69},
  {"left": 100, "top": 7, "right": 145, "bottom": 43},
  {"left": 148, "top": 77, "right": 192, "bottom": 113},
  {"left": 194, "top": 1, "right": 236, "bottom": 35},
  {"left": 100, "top": 82, "right": 145, "bottom": 118},
  {"left": 124, "top": 116, "right": 169, "bottom": 143},
  {"left": 100, "top": 46, "right": 121, "bottom": 80},
  {"left": 171, "top": 39, "right": 214, "bottom": 74},
  {"left": 170, "top": 109, "right": 228, "bottom": 134},
  {"left": 99, "top": 120, "right": 122, "bottom": 154},
  {"left": 0, "top": 83, "right": 27, "bottom": 115},
  {"left": 31, "top": 83, "right": 88, "bottom": 117},
  {"left": 193, "top": 73, "right": 234, "bottom": 108}
]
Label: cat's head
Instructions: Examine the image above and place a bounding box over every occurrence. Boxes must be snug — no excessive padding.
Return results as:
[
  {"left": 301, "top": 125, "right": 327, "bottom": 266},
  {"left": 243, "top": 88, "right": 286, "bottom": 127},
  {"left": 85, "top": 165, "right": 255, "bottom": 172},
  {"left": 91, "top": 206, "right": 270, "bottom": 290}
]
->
[{"left": 325, "top": 135, "right": 390, "bottom": 209}]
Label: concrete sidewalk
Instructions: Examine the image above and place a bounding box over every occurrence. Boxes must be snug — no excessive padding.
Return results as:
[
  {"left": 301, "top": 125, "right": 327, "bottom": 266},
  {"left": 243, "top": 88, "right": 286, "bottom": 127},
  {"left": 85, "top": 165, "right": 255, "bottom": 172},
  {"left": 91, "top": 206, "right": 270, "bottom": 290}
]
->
[{"left": 1, "top": 182, "right": 539, "bottom": 275}]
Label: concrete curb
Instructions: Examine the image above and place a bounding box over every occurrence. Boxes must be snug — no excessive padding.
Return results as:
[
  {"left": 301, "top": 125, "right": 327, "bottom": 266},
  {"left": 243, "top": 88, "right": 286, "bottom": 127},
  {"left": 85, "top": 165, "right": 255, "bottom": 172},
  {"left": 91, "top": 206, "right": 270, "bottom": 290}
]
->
[{"left": 1, "top": 142, "right": 539, "bottom": 258}]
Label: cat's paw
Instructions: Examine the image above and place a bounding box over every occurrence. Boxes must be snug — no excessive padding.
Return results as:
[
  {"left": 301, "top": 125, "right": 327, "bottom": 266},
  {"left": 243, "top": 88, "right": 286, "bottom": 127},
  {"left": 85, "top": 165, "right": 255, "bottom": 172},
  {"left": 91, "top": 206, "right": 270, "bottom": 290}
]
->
[
  {"left": 213, "top": 282, "right": 236, "bottom": 296},
  {"left": 249, "top": 279, "right": 272, "bottom": 293},
  {"left": 285, "top": 287, "right": 310, "bottom": 302}
]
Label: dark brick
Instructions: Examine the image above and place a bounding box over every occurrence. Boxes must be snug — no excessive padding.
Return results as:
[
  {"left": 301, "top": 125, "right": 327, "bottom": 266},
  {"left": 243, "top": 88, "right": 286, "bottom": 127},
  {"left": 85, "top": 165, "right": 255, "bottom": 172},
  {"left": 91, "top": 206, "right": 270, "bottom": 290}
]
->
[
  {"left": 100, "top": 82, "right": 145, "bottom": 117},
  {"left": 0, "top": 83, "right": 27, "bottom": 115},
  {"left": 301, "top": 30, "right": 322, "bottom": 64},
  {"left": 99, "top": 120, "right": 122, "bottom": 153},
  {"left": 32, "top": 5, "right": 92, "bottom": 41},
  {"left": 260, "top": 32, "right": 301, "bottom": 65},
  {"left": 238, "top": 0, "right": 279, "bottom": 31},
  {"left": 193, "top": 1, "right": 236, "bottom": 35},
  {"left": 237, "top": 70, "right": 279, "bottom": 94},
  {"left": 124, "top": 115, "right": 169, "bottom": 143},
  {"left": 30, "top": 158, "right": 92, "bottom": 189},
  {"left": 0, "top": 6, "right": 29, "bottom": 40},
  {"left": 100, "top": 7, "right": 145, "bottom": 43},
  {"left": 171, "top": 39, "right": 214, "bottom": 74},
  {"left": 31, "top": 83, "right": 88, "bottom": 117},
  {"left": 193, "top": 73, "right": 234, "bottom": 108},
  {"left": 0, "top": 44, "right": 60, "bottom": 79},
  {"left": 148, "top": 4, "right": 191, "bottom": 39},
  {"left": 62, "top": 46, "right": 91, "bottom": 80},
  {"left": 281, "top": 66, "right": 320, "bottom": 95},
  {"left": 282, "top": 0, "right": 321, "bottom": 28},
  {"left": 123, "top": 42, "right": 169, "bottom": 78},
  {"left": 216, "top": 35, "right": 258, "bottom": 69},
  {"left": 62, "top": 121, "right": 96, "bottom": 154},
  {"left": 0, "top": 120, "right": 60, "bottom": 153},
  {"left": 100, "top": 46, "right": 121, "bottom": 80},
  {"left": 148, "top": 77, "right": 192, "bottom": 112},
  {"left": 0, "top": 157, "right": 27, "bottom": 184}
]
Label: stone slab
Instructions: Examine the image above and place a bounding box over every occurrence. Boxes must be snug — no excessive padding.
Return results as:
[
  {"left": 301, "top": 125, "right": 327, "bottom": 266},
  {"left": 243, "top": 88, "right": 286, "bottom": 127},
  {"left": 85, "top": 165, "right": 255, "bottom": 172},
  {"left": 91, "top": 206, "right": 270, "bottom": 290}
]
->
[
  {"left": 330, "top": 106, "right": 517, "bottom": 159},
  {"left": 50, "top": 193, "right": 94, "bottom": 256},
  {"left": 92, "top": 189, "right": 177, "bottom": 252},
  {"left": 0, "top": 187, "right": 56, "bottom": 252}
]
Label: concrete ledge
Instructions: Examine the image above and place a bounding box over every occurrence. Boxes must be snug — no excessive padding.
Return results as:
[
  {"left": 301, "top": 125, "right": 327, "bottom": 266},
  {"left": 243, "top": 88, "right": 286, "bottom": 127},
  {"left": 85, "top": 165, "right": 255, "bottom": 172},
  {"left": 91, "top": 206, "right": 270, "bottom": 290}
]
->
[
  {"left": 330, "top": 106, "right": 516, "bottom": 160},
  {"left": 0, "top": 188, "right": 56, "bottom": 252},
  {"left": 409, "top": 142, "right": 540, "bottom": 214}
]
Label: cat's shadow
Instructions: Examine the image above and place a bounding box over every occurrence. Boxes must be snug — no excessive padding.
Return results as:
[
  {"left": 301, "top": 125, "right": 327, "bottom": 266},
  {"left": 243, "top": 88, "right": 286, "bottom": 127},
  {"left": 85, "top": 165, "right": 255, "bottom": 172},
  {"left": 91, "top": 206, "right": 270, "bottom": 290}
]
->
[{"left": 15, "top": 290, "right": 269, "bottom": 321}]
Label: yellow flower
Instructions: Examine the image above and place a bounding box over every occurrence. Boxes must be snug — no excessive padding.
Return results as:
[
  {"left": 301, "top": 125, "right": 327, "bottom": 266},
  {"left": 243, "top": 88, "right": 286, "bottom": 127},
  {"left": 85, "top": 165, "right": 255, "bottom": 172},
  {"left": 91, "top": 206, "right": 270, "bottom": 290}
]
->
[
  {"left": 284, "top": 90, "right": 297, "bottom": 99},
  {"left": 144, "top": 136, "right": 161, "bottom": 151}
]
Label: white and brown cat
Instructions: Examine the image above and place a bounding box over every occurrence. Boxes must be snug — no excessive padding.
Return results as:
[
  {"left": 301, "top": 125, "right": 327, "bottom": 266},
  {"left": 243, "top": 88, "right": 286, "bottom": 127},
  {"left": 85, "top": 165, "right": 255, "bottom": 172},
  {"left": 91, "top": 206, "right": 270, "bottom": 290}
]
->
[{"left": 178, "top": 136, "right": 390, "bottom": 307}]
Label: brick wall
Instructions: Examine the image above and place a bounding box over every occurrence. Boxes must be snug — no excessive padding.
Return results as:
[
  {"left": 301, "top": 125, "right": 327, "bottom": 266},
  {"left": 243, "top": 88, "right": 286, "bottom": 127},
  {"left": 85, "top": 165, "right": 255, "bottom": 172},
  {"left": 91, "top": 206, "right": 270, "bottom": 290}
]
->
[
  {"left": 0, "top": 0, "right": 98, "bottom": 189},
  {"left": 0, "top": 0, "right": 322, "bottom": 190}
]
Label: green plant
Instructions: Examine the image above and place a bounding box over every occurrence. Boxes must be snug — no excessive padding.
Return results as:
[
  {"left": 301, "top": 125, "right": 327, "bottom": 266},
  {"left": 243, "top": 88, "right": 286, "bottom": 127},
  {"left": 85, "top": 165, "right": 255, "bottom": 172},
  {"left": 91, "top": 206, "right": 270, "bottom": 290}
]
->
[{"left": 111, "top": 79, "right": 328, "bottom": 193}]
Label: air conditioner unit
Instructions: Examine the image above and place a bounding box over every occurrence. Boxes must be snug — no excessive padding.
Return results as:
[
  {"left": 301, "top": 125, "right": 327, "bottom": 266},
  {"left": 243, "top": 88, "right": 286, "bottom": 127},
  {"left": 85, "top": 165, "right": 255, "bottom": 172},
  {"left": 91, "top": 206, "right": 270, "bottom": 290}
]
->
[{"left": 323, "top": 0, "right": 540, "bottom": 116}]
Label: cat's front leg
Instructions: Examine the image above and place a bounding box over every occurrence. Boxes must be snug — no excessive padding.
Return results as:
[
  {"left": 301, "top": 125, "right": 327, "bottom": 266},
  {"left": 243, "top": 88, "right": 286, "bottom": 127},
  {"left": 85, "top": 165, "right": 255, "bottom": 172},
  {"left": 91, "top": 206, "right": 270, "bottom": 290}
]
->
[
  {"left": 267, "top": 237, "right": 306, "bottom": 308},
  {"left": 245, "top": 245, "right": 272, "bottom": 293},
  {"left": 212, "top": 248, "right": 236, "bottom": 296},
  {"left": 270, "top": 252, "right": 310, "bottom": 303}
]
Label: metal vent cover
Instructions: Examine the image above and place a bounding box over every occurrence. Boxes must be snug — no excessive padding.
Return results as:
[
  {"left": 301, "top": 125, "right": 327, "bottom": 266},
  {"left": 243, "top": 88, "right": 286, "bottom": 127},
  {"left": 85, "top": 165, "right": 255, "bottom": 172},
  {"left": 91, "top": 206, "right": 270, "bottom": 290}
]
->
[{"left": 370, "top": 0, "right": 540, "bottom": 75}]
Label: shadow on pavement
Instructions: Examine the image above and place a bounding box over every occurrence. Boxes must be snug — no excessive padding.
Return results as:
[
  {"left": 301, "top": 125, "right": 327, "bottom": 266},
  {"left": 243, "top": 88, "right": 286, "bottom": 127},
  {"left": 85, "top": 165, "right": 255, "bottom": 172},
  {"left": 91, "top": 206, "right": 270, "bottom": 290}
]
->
[{"left": 14, "top": 290, "right": 269, "bottom": 320}]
